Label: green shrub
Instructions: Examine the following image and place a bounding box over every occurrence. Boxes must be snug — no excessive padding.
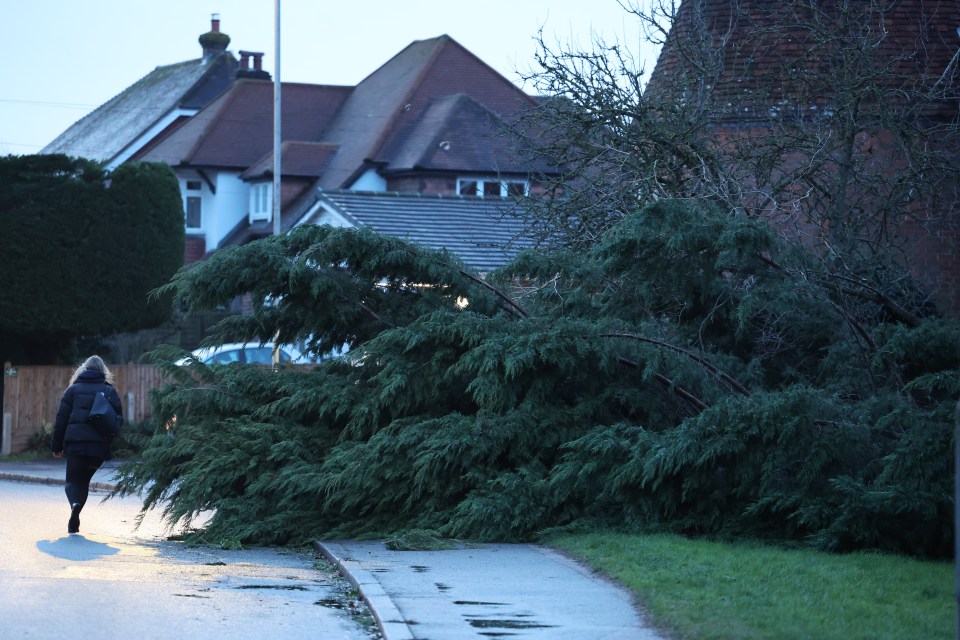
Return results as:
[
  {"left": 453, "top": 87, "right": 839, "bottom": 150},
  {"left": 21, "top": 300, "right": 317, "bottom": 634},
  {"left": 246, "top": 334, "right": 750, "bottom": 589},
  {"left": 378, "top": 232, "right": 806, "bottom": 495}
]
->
[{"left": 26, "top": 422, "right": 54, "bottom": 453}]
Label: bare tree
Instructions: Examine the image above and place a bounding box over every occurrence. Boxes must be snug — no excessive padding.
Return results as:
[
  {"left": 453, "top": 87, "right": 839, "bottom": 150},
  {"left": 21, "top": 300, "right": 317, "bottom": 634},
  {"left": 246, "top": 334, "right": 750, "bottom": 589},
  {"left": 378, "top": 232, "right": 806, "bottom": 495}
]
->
[{"left": 518, "top": 0, "right": 960, "bottom": 315}]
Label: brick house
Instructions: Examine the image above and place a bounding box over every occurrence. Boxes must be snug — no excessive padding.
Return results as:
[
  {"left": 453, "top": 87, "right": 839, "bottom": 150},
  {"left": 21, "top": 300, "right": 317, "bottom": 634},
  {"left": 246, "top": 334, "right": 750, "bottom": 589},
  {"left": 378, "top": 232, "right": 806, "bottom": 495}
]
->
[
  {"left": 45, "top": 18, "right": 554, "bottom": 272},
  {"left": 646, "top": 0, "right": 960, "bottom": 314}
]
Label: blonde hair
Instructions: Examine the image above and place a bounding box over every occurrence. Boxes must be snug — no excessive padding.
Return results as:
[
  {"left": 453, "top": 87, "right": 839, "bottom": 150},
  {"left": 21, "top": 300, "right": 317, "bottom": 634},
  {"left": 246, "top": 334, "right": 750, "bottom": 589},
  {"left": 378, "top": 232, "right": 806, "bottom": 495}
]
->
[{"left": 70, "top": 355, "right": 115, "bottom": 385}]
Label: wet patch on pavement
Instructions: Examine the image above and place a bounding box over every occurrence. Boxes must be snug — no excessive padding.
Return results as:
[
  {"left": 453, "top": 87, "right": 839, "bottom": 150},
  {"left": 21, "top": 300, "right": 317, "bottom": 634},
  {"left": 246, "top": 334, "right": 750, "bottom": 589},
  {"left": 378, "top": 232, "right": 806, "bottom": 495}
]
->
[
  {"left": 315, "top": 597, "right": 353, "bottom": 610},
  {"left": 235, "top": 584, "right": 310, "bottom": 591},
  {"left": 467, "top": 618, "right": 555, "bottom": 630}
]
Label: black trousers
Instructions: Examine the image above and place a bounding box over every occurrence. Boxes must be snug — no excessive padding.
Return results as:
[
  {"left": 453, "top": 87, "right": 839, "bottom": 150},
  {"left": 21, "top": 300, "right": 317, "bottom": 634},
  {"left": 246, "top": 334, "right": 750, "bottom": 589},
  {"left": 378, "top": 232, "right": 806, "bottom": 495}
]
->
[{"left": 64, "top": 454, "right": 103, "bottom": 509}]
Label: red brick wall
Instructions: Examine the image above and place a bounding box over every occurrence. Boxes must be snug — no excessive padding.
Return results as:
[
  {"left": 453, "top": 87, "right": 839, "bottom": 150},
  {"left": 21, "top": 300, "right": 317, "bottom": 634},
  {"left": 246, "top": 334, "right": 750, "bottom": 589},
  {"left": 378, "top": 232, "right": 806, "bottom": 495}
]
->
[
  {"left": 646, "top": 0, "right": 960, "bottom": 316},
  {"left": 707, "top": 122, "right": 960, "bottom": 316},
  {"left": 184, "top": 235, "right": 206, "bottom": 264},
  {"left": 902, "top": 220, "right": 960, "bottom": 316},
  {"left": 385, "top": 175, "right": 458, "bottom": 194}
]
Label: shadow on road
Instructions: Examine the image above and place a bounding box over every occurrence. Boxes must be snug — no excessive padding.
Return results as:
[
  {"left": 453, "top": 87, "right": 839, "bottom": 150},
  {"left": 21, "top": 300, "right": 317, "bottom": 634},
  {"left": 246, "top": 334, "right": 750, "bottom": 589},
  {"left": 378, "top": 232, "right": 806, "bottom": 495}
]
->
[{"left": 37, "top": 535, "right": 120, "bottom": 561}]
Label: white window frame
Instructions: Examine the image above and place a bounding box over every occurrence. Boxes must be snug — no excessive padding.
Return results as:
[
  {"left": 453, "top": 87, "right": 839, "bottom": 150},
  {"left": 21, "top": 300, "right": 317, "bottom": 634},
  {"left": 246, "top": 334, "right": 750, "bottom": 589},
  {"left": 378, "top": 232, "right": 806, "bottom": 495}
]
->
[
  {"left": 249, "top": 183, "right": 272, "bottom": 223},
  {"left": 456, "top": 176, "right": 529, "bottom": 198},
  {"left": 184, "top": 180, "right": 203, "bottom": 230}
]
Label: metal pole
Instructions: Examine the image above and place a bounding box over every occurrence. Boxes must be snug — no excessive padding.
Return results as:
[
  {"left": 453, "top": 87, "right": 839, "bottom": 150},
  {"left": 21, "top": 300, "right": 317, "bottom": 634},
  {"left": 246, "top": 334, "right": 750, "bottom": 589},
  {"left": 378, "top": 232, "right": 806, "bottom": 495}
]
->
[
  {"left": 272, "top": 0, "right": 282, "bottom": 237},
  {"left": 271, "top": 0, "right": 282, "bottom": 367}
]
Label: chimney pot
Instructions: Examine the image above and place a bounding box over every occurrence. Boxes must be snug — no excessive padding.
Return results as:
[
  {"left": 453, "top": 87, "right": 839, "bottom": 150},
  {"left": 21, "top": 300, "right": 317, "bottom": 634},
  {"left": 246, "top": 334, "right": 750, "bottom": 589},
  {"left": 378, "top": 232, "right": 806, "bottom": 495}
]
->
[
  {"left": 235, "top": 50, "right": 270, "bottom": 79},
  {"left": 199, "top": 15, "right": 230, "bottom": 60}
]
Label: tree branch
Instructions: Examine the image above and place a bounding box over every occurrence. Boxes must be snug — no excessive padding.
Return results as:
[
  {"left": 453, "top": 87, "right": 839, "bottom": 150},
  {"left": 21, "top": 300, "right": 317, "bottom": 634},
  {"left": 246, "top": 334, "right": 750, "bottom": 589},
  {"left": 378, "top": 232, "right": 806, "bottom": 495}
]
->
[
  {"left": 604, "top": 332, "right": 751, "bottom": 397},
  {"left": 617, "top": 355, "right": 709, "bottom": 413},
  {"left": 454, "top": 266, "right": 529, "bottom": 318},
  {"left": 817, "top": 271, "right": 922, "bottom": 328}
]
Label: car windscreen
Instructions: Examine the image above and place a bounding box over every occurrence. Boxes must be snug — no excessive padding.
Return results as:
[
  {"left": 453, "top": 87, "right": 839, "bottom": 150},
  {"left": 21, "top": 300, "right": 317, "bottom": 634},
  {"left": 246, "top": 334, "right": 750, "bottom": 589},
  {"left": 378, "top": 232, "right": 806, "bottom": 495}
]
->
[{"left": 243, "top": 347, "right": 291, "bottom": 364}]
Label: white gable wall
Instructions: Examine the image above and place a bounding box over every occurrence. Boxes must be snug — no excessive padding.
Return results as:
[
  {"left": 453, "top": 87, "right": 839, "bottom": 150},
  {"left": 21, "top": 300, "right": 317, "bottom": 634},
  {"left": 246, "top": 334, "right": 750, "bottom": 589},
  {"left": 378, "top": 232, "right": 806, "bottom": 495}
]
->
[
  {"left": 208, "top": 172, "right": 250, "bottom": 251},
  {"left": 349, "top": 168, "right": 387, "bottom": 192},
  {"left": 296, "top": 201, "right": 356, "bottom": 229}
]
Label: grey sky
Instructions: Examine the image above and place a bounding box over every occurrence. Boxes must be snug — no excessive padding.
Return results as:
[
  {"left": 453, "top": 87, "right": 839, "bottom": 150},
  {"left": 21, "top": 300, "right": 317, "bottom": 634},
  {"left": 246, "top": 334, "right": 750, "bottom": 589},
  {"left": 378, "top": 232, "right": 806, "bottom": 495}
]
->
[{"left": 0, "top": 0, "right": 660, "bottom": 156}]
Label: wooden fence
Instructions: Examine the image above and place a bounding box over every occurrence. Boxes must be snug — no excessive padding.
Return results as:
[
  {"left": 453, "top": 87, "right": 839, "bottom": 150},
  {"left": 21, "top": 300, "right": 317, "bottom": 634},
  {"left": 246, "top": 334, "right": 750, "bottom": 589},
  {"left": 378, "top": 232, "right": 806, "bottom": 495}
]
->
[{"left": 2, "top": 362, "right": 165, "bottom": 455}]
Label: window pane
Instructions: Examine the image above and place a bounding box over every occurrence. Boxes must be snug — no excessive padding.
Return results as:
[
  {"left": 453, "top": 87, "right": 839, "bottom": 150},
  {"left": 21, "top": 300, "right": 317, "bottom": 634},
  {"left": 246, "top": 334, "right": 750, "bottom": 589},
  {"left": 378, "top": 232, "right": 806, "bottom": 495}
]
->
[
  {"left": 244, "top": 348, "right": 274, "bottom": 364},
  {"left": 458, "top": 180, "right": 478, "bottom": 196},
  {"left": 186, "top": 196, "right": 202, "bottom": 228},
  {"left": 207, "top": 349, "right": 240, "bottom": 364},
  {"left": 186, "top": 180, "right": 202, "bottom": 191},
  {"left": 483, "top": 181, "right": 500, "bottom": 197},
  {"left": 259, "top": 185, "right": 269, "bottom": 212},
  {"left": 507, "top": 181, "right": 526, "bottom": 197}
]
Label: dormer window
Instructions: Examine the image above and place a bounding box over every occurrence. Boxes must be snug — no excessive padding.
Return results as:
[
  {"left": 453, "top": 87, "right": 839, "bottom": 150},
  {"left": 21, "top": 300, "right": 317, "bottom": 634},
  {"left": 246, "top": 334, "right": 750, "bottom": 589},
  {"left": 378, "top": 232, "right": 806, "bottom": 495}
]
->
[
  {"left": 249, "top": 183, "right": 272, "bottom": 223},
  {"left": 457, "top": 177, "right": 528, "bottom": 198}
]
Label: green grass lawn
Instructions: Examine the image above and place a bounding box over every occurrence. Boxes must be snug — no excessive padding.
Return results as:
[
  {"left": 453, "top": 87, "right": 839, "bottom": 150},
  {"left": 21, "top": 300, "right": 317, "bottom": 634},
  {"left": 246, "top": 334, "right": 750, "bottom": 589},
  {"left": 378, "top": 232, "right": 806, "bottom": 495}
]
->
[{"left": 548, "top": 532, "right": 953, "bottom": 640}]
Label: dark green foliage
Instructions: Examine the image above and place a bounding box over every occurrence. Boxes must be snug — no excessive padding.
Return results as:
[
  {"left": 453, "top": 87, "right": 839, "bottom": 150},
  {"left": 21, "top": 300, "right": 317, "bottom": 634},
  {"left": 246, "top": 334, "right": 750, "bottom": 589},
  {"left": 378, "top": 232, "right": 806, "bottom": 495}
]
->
[
  {"left": 103, "top": 162, "right": 185, "bottom": 330},
  {"left": 116, "top": 201, "right": 957, "bottom": 556},
  {"left": 0, "top": 155, "right": 106, "bottom": 337},
  {"left": 0, "top": 154, "right": 183, "bottom": 362}
]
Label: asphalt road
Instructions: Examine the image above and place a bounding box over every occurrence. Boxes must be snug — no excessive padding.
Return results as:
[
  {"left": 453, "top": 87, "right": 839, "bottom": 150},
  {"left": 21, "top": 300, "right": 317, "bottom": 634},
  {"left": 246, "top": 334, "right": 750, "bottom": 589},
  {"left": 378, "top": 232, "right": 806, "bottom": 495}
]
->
[{"left": 0, "top": 480, "right": 378, "bottom": 640}]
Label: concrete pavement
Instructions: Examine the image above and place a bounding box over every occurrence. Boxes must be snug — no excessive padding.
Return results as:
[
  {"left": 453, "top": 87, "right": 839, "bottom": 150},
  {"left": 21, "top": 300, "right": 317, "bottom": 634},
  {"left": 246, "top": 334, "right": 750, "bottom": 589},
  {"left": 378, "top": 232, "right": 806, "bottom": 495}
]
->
[
  {"left": 0, "top": 480, "right": 374, "bottom": 640},
  {"left": 317, "top": 540, "right": 666, "bottom": 639},
  {"left": 1, "top": 459, "right": 667, "bottom": 640},
  {"left": 0, "top": 458, "right": 120, "bottom": 491}
]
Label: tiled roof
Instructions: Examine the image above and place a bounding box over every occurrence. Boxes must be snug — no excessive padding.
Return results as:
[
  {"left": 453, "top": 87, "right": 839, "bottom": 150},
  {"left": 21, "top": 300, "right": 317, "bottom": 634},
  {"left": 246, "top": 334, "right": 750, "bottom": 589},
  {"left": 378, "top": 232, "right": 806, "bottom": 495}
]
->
[
  {"left": 317, "top": 35, "right": 539, "bottom": 189},
  {"left": 137, "top": 80, "right": 352, "bottom": 169},
  {"left": 132, "top": 35, "right": 549, "bottom": 185},
  {"left": 313, "top": 189, "right": 533, "bottom": 272},
  {"left": 381, "top": 93, "right": 551, "bottom": 175},
  {"left": 241, "top": 141, "right": 339, "bottom": 180},
  {"left": 647, "top": 0, "right": 960, "bottom": 121},
  {"left": 42, "top": 53, "right": 237, "bottom": 162}
]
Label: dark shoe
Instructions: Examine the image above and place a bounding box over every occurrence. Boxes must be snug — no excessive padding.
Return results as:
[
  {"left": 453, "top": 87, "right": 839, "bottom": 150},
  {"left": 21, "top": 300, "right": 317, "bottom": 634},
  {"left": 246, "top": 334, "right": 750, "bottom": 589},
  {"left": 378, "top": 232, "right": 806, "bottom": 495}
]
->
[{"left": 68, "top": 503, "right": 81, "bottom": 533}]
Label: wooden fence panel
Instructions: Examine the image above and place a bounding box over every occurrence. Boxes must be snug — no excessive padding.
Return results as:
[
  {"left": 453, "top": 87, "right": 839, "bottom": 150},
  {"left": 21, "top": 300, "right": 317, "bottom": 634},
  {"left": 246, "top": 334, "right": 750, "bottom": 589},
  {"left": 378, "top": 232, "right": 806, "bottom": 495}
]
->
[{"left": 2, "top": 363, "right": 165, "bottom": 455}]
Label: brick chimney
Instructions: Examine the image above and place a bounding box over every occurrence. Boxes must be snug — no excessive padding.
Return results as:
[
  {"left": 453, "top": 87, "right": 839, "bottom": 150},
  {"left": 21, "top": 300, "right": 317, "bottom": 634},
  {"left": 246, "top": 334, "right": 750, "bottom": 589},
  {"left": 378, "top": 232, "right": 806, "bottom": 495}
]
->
[
  {"left": 199, "top": 13, "right": 230, "bottom": 60},
  {"left": 236, "top": 50, "right": 271, "bottom": 79}
]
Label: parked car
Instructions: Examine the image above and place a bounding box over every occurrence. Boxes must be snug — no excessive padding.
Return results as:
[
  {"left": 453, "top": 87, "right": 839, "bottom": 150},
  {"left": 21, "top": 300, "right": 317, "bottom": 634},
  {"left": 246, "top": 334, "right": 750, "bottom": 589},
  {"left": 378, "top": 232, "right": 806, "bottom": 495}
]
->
[
  {"left": 179, "top": 342, "right": 306, "bottom": 366},
  {"left": 179, "top": 341, "right": 348, "bottom": 366}
]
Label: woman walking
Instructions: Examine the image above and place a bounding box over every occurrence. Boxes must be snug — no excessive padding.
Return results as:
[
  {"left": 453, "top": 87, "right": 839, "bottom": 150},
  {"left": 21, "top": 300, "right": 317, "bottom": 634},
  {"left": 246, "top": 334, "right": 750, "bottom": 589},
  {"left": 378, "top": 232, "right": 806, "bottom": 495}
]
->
[{"left": 51, "top": 355, "right": 124, "bottom": 534}]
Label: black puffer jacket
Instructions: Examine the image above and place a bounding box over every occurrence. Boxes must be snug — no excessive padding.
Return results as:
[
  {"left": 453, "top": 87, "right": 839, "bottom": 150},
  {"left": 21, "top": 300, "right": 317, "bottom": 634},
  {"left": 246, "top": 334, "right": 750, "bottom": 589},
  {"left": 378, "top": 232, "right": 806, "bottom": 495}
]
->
[{"left": 51, "top": 369, "right": 124, "bottom": 460}]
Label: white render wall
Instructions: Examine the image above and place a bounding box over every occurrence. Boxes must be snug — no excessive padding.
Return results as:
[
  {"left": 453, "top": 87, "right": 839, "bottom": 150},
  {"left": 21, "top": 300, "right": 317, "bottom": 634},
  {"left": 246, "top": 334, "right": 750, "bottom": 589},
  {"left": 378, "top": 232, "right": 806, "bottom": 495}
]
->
[
  {"left": 305, "top": 203, "right": 354, "bottom": 227},
  {"left": 208, "top": 172, "right": 249, "bottom": 250},
  {"left": 176, "top": 169, "right": 250, "bottom": 252},
  {"left": 350, "top": 168, "right": 387, "bottom": 192}
]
